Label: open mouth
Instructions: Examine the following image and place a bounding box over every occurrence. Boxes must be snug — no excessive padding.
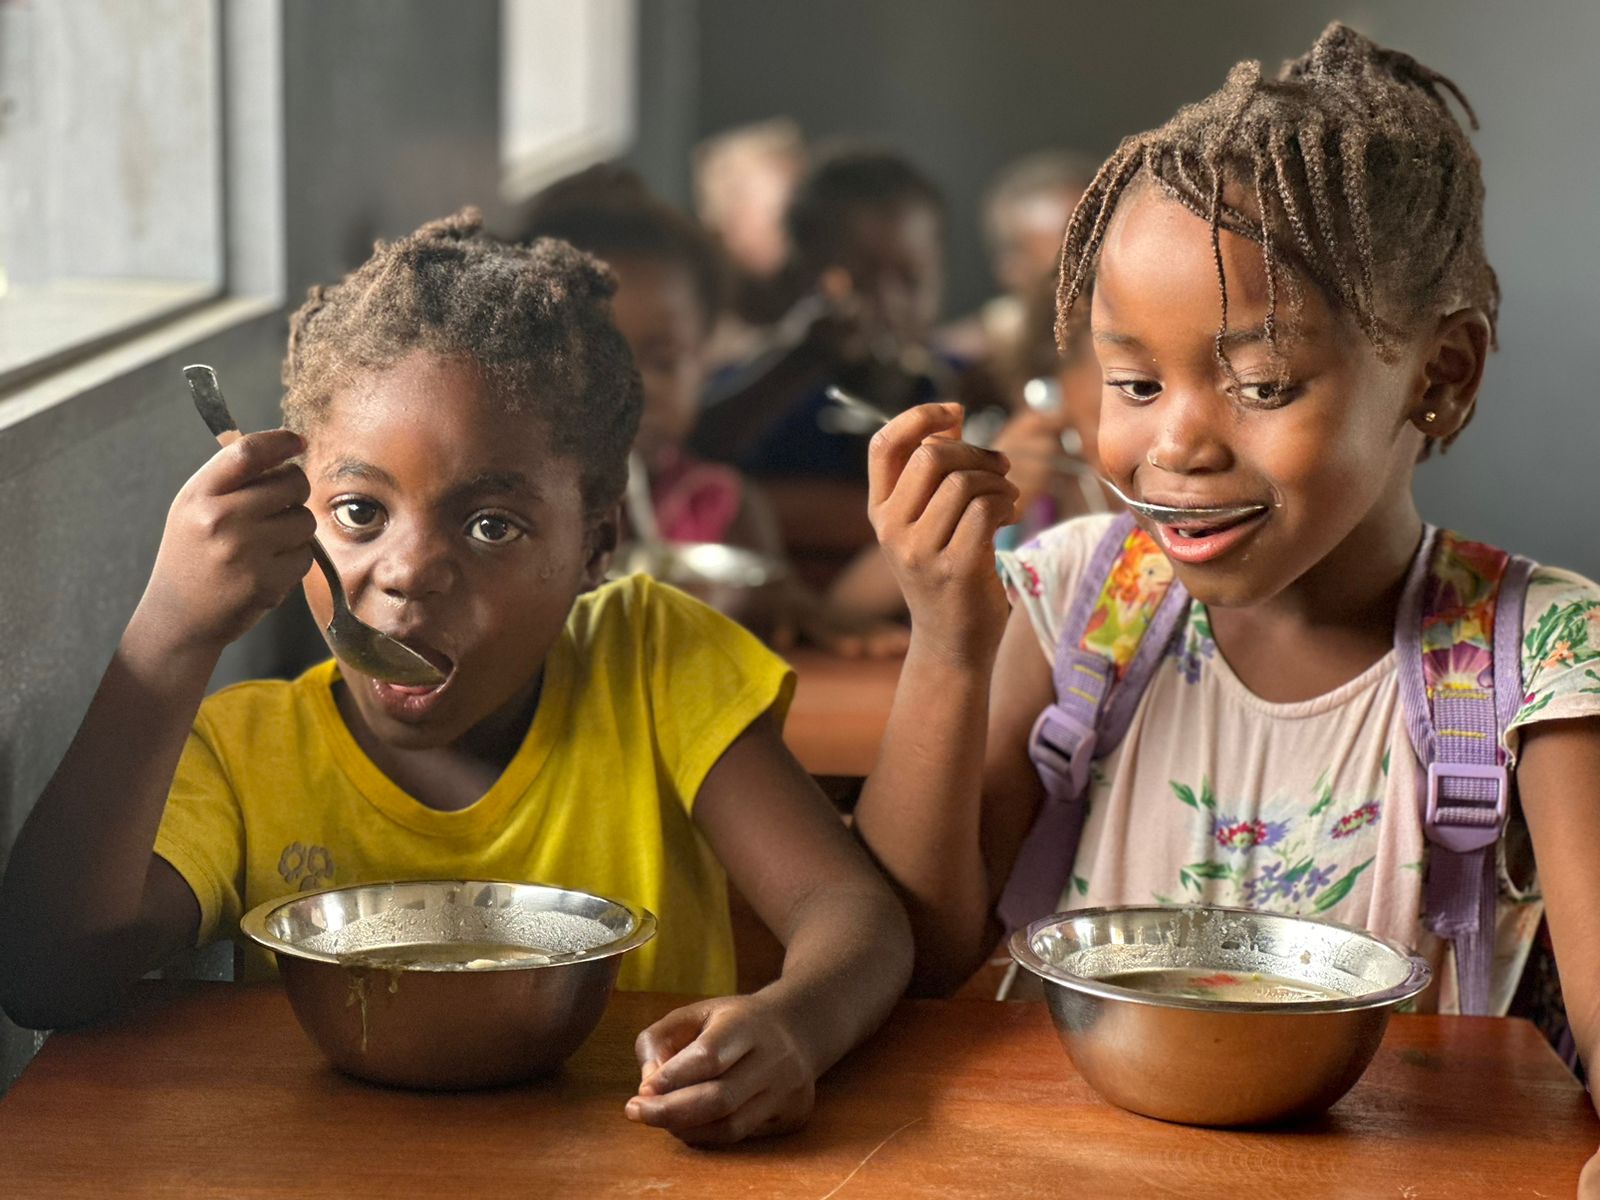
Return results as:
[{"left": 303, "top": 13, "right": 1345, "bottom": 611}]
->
[
  {"left": 371, "top": 637, "right": 458, "bottom": 708},
  {"left": 1151, "top": 507, "right": 1270, "bottom": 564},
  {"left": 1164, "top": 510, "right": 1262, "bottom": 540}
]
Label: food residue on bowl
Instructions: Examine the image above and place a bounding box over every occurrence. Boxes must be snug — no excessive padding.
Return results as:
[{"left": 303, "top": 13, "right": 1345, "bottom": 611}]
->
[{"left": 1097, "top": 966, "right": 1348, "bottom": 1003}]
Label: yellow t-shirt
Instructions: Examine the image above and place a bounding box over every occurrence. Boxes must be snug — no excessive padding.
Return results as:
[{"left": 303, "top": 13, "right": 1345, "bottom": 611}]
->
[{"left": 153, "top": 574, "right": 794, "bottom": 995}]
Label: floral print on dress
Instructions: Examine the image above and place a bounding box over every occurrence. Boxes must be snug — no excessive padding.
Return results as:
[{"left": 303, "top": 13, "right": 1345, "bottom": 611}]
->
[
  {"left": 1080, "top": 529, "right": 1174, "bottom": 680},
  {"left": 1171, "top": 601, "right": 1216, "bottom": 685},
  {"left": 1165, "top": 771, "right": 1379, "bottom": 917},
  {"left": 1517, "top": 592, "right": 1600, "bottom": 722}
]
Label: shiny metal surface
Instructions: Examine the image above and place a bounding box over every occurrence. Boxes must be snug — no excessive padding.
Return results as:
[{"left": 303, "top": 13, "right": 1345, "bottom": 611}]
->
[
  {"left": 1096, "top": 476, "right": 1269, "bottom": 527},
  {"left": 241, "top": 880, "right": 656, "bottom": 1089},
  {"left": 1010, "top": 905, "right": 1431, "bottom": 1126},
  {"left": 183, "top": 364, "right": 445, "bottom": 687},
  {"left": 619, "top": 540, "right": 788, "bottom": 639}
]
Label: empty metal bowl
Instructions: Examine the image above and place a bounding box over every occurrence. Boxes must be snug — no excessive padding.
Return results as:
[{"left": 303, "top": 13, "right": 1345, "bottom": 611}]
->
[
  {"left": 1010, "top": 904, "right": 1431, "bottom": 1126},
  {"left": 241, "top": 880, "right": 656, "bottom": 1089}
]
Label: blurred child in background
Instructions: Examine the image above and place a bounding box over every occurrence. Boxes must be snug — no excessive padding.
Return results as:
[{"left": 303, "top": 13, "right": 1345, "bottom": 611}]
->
[
  {"left": 519, "top": 167, "right": 908, "bottom": 656},
  {"left": 939, "top": 150, "right": 1097, "bottom": 367},
  {"left": 693, "top": 118, "right": 809, "bottom": 366}
]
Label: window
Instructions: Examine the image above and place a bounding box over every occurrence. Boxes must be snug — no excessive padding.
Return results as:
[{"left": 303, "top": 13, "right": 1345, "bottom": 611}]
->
[
  {"left": 0, "top": 0, "right": 222, "bottom": 388},
  {"left": 499, "top": 0, "right": 636, "bottom": 201}
]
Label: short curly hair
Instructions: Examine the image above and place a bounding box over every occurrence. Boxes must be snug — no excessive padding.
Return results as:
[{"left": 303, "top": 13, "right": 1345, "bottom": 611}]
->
[
  {"left": 282, "top": 207, "right": 642, "bottom": 517},
  {"left": 1057, "top": 24, "right": 1497, "bottom": 450}
]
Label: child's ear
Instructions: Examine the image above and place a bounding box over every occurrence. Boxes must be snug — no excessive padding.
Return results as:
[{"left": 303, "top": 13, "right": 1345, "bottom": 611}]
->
[
  {"left": 582, "top": 505, "right": 621, "bottom": 589},
  {"left": 1411, "top": 308, "right": 1491, "bottom": 440}
]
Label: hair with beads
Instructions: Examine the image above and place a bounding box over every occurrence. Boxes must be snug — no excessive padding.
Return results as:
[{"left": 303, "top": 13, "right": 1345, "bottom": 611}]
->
[
  {"left": 1057, "top": 23, "right": 1497, "bottom": 447},
  {"left": 282, "top": 207, "right": 642, "bottom": 517}
]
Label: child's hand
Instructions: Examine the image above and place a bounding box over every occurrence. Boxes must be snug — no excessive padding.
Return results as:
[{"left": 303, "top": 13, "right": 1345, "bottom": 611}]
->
[
  {"left": 138, "top": 429, "right": 316, "bottom": 654},
  {"left": 625, "top": 995, "right": 815, "bottom": 1147},
  {"left": 867, "top": 403, "right": 1017, "bottom": 668}
]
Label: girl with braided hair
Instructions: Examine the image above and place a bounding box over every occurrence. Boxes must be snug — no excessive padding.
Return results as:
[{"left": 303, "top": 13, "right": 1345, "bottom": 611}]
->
[
  {"left": 855, "top": 21, "right": 1600, "bottom": 1165},
  {"left": 0, "top": 209, "right": 912, "bottom": 1147}
]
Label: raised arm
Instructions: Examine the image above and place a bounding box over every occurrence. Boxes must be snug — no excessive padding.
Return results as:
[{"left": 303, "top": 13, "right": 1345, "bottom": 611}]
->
[
  {"left": 624, "top": 711, "right": 911, "bottom": 1146},
  {"left": 847, "top": 404, "right": 1045, "bottom": 995},
  {"left": 0, "top": 430, "right": 315, "bottom": 1028}
]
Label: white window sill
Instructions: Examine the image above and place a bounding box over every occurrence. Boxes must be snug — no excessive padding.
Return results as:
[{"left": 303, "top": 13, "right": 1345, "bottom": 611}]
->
[{"left": 0, "top": 279, "right": 219, "bottom": 393}]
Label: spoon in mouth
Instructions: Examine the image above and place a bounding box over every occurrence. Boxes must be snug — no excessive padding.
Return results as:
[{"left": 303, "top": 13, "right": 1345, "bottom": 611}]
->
[
  {"left": 1094, "top": 477, "right": 1269, "bottom": 527},
  {"left": 183, "top": 364, "right": 446, "bottom": 688}
]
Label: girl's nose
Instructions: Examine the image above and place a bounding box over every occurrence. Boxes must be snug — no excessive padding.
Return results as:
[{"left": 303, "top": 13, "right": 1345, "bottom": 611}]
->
[
  {"left": 1145, "top": 388, "right": 1232, "bottom": 476},
  {"left": 371, "top": 522, "right": 455, "bottom": 602}
]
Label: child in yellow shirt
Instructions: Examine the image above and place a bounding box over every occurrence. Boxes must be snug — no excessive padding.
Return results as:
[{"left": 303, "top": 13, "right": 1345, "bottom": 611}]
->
[{"left": 0, "top": 210, "right": 911, "bottom": 1147}]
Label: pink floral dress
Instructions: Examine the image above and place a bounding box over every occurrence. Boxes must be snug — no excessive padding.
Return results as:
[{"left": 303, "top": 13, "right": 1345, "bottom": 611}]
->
[{"left": 997, "top": 515, "right": 1600, "bottom": 1015}]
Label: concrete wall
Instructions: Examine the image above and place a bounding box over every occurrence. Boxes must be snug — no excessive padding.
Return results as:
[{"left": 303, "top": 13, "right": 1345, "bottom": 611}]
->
[{"left": 685, "top": 0, "right": 1600, "bottom": 578}]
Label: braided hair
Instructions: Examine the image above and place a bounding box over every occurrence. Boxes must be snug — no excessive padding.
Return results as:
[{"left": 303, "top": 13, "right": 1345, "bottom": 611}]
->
[
  {"left": 1057, "top": 23, "right": 1497, "bottom": 449},
  {"left": 282, "top": 207, "right": 642, "bottom": 517}
]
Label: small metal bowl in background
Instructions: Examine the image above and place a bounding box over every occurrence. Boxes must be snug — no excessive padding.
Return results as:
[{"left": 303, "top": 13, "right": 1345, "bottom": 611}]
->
[
  {"left": 241, "top": 880, "right": 656, "bottom": 1090},
  {"left": 623, "top": 541, "right": 789, "bottom": 641},
  {"left": 1010, "top": 905, "right": 1431, "bottom": 1126}
]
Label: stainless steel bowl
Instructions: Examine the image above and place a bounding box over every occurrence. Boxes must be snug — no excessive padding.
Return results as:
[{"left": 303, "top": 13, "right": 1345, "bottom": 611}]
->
[
  {"left": 241, "top": 880, "right": 656, "bottom": 1090},
  {"left": 622, "top": 541, "right": 789, "bottom": 639},
  {"left": 1010, "top": 904, "right": 1431, "bottom": 1126}
]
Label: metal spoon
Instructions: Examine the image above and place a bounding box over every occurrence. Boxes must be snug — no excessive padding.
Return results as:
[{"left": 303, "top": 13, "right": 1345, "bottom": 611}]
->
[
  {"left": 622, "top": 450, "right": 676, "bottom": 576},
  {"left": 823, "top": 385, "right": 1094, "bottom": 477},
  {"left": 183, "top": 365, "right": 446, "bottom": 687},
  {"left": 824, "top": 385, "right": 1268, "bottom": 526}
]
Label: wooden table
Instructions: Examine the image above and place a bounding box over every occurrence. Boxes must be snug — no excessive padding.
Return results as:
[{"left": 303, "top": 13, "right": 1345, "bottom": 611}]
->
[
  {"left": 2, "top": 983, "right": 1592, "bottom": 1198},
  {"left": 783, "top": 647, "right": 902, "bottom": 779}
]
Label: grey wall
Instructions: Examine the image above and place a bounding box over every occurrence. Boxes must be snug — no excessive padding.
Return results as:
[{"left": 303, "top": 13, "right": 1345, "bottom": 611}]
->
[{"left": 680, "top": 0, "right": 1600, "bottom": 579}]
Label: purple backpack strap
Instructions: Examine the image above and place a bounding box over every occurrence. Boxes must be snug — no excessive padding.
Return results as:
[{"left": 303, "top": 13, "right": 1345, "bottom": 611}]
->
[
  {"left": 1396, "top": 526, "right": 1533, "bottom": 1016},
  {"left": 998, "top": 514, "right": 1189, "bottom": 933}
]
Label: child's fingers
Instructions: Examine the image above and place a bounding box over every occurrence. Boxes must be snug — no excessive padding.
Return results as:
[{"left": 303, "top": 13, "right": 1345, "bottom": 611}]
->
[
  {"left": 866, "top": 403, "right": 964, "bottom": 509},
  {"left": 640, "top": 1015, "right": 758, "bottom": 1095},
  {"left": 228, "top": 463, "right": 313, "bottom": 521},
  {"left": 196, "top": 429, "right": 305, "bottom": 496},
  {"left": 625, "top": 1054, "right": 770, "bottom": 1132},
  {"left": 946, "top": 488, "right": 1020, "bottom": 563},
  {"left": 875, "top": 439, "right": 1011, "bottom": 532},
  {"left": 633, "top": 1004, "right": 705, "bottom": 1084},
  {"left": 258, "top": 504, "right": 320, "bottom": 555},
  {"left": 908, "top": 469, "right": 1020, "bottom": 553}
]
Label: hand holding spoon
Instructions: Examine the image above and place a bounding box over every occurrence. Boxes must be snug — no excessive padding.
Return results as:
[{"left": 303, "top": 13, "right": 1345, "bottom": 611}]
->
[{"left": 183, "top": 365, "right": 445, "bottom": 687}]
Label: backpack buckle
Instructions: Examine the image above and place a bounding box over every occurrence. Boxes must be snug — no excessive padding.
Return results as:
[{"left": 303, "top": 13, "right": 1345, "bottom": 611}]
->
[
  {"left": 1029, "top": 706, "right": 1098, "bottom": 800},
  {"left": 1423, "top": 760, "right": 1509, "bottom": 854}
]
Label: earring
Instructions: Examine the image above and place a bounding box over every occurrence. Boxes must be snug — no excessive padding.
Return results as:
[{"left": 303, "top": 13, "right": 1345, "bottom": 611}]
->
[{"left": 1422, "top": 410, "right": 1438, "bottom": 424}]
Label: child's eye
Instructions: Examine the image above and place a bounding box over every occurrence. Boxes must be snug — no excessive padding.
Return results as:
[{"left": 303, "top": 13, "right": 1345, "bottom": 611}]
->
[
  {"left": 331, "top": 499, "right": 384, "bottom": 532},
  {"left": 1230, "top": 379, "right": 1299, "bottom": 408},
  {"left": 1108, "top": 378, "right": 1162, "bottom": 403},
  {"left": 466, "top": 514, "right": 522, "bottom": 545}
]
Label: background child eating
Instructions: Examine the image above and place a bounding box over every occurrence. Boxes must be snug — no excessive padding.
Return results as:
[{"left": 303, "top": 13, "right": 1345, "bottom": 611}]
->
[
  {"left": 853, "top": 16, "right": 1600, "bottom": 1140},
  {"left": 0, "top": 210, "right": 911, "bottom": 1147}
]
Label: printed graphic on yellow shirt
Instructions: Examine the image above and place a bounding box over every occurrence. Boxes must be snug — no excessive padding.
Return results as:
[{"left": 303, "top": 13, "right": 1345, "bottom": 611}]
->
[{"left": 277, "top": 842, "right": 336, "bottom": 891}]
